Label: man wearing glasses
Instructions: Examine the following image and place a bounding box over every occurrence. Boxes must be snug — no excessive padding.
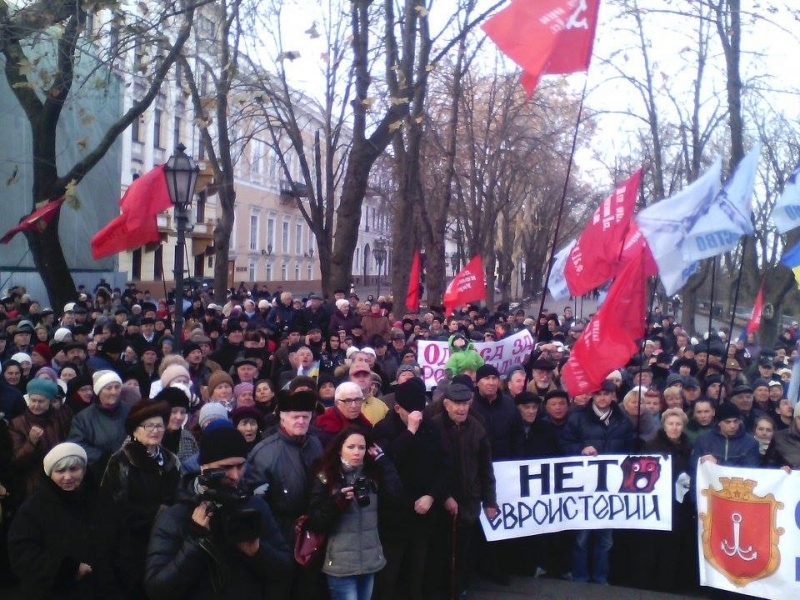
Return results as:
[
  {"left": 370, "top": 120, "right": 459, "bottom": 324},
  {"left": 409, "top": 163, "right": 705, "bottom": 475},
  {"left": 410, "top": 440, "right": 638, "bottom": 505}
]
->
[{"left": 313, "top": 381, "right": 373, "bottom": 447}]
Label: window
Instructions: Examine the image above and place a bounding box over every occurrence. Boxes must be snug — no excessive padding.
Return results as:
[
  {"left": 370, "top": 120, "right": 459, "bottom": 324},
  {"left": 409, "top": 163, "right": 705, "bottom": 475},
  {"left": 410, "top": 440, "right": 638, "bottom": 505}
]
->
[
  {"left": 295, "top": 224, "right": 303, "bottom": 255},
  {"left": 355, "top": 247, "right": 361, "bottom": 276},
  {"left": 249, "top": 214, "right": 259, "bottom": 251},
  {"left": 281, "top": 264, "right": 288, "bottom": 281},
  {"left": 268, "top": 148, "right": 279, "bottom": 180},
  {"left": 173, "top": 116, "right": 182, "bottom": 147},
  {"left": 249, "top": 260, "right": 256, "bottom": 281},
  {"left": 266, "top": 264, "right": 273, "bottom": 282},
  {"left": 132, "top": 248, "right": 142, "bottom": 280},
  {"left": 308, "top": 231, "right": 314, "bottom": 255},
  {"left": 307, "top": 265, "right": 313, "bottom": 280},
  {"left": 154, "top": 110, "right": 163, "bottom": 149},
  {"left": 295, "top": 265, "right": 300, "bottom": 281},
  {"left": 154, "top": 246, "right": 163, "bottom": 278},
  {"left": 132, "top": 117, "right": 142, "bottom": 143},
  {"left": 365, "top": 205, "right": 370, "bottom": 232},
  {"left": 282, "top": 220, "right": 290, "bottom": 254},
  {"left": 267, "top": 218, "right": 275, "bottom": 251},
  {"left": 251, "top": 140, "right": 263, "bottom": 175},
  {"left": 196, "top": 192, "right": 206, "bottom": 222}
]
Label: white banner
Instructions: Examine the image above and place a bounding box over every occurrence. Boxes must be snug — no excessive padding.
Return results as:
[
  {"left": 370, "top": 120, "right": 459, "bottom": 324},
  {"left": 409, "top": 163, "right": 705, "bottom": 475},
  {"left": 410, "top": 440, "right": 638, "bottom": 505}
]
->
[
  {"left": 479, "top": 455, "right": 673, "bottom": 541},
  {"left": 696, "top": 462, "right": 800, "bottom": 599},
  {"left": 417, "top": 328, "right": 534, "bottom": 390}
]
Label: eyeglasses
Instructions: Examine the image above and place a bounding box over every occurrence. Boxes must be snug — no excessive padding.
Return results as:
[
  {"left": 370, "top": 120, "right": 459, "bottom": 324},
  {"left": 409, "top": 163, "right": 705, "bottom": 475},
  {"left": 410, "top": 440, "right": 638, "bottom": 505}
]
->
[
  {"left": 139, "top": 423, "right": 165, "bottom": 432},
  {"left": 337, "top": 397, "right": 364, "bottom": 405}
]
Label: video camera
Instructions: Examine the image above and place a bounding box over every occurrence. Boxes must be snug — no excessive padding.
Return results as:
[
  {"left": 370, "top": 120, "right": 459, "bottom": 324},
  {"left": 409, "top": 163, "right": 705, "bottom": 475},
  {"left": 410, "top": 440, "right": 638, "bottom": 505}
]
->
[{"left": 198, "top": 468, "right": 262, "bottom": 544}]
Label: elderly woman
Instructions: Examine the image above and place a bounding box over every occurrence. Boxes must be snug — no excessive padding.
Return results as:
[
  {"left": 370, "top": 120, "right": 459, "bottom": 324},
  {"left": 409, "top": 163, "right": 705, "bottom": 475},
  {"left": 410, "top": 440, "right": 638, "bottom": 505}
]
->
[
  {"left": 101, "top": 398, "right": 181, "bottom": 599},
  {"left": 67, "top": 370, "right": 131, "bottom": 482},
  {"left": 329, "top": 298, "right": 361, "bottom": 337},
  {"left": 9, "top": 379, "right": 73, "bottom": 506},
  {"left": 8, "top": 443, "right": 123, "bottom": 599},
  {"left": 621, "top": 386, "right": 658, "bottom": 447}
]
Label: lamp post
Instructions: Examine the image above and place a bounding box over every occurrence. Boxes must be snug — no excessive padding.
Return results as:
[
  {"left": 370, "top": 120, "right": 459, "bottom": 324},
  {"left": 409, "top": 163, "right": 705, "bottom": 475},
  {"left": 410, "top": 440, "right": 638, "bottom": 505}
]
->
[
  {"left": 164, "top": 143, "right": 200, "bottom": 355},
  {"left": 373, "top": 237, "right": 387, "bottom": 298}
]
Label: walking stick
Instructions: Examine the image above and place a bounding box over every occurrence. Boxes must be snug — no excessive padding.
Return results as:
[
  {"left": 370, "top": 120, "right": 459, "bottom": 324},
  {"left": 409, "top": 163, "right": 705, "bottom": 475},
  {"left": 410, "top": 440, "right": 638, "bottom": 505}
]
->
[{"left": 450, "top": 513, "right": 458, "bottom": 600}]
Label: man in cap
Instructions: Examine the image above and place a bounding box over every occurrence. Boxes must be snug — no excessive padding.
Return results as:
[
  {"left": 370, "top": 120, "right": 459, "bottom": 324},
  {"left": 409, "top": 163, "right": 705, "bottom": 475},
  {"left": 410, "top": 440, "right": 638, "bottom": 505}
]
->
[
  {"left": 471, "top": 364, "right": 523, "bottom": 461},
  {"left": 373, "top": 377, "right": 446, "bottom": 600},
  {"left": 431, "top": 375, "right": 498, "bottom": 597},
  {"left": 209, "top": 320, "right": 245, "bottom": 372},
  {"left": 560, "top": 380, "right": 635, "bottom": 585},
  {"left": 728, "top": 384, "right": 766, "bottom": 434},
  {"left": 528, "top": 357, "right": 558, "bottom": 396},
  {"left": 145, "top": 427, "right": 291, "bottom": 599},
  {"left": 298, "top": 293, "right": 329, "bottom": 335},
  {"left": 691, "top": 402, "right": 760, "bottom": 469},
  {"left": 4, "top": 320, "right": 34, "bottom": 359}
]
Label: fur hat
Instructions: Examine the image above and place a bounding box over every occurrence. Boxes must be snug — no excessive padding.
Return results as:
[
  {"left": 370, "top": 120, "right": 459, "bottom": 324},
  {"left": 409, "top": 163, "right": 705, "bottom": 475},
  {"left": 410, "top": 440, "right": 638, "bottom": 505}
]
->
[
  {"left": 125, "top": 399, "right": 170, "bottom": 436},
  {"left": 394, "top": 378, "right": 427, "bottom": 412}
]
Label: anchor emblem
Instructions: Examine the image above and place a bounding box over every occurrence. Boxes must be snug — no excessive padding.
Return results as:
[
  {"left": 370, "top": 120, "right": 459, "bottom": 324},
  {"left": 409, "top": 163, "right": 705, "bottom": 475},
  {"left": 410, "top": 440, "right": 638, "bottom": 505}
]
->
[{"left": 720, "top": 513, "right": 757, "bottom": 561}]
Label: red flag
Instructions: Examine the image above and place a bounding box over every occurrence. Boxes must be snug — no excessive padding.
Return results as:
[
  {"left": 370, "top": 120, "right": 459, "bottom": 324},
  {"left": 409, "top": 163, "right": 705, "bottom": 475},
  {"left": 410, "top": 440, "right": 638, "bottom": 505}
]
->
[
  {"left": 562, "top": 251, "right": 646, "bottom": 396},
  {"left": 443, "top": 255, "right": 486, "bottom": 315},
  {"left": 482, "top": 0, "right": 600, "bottom": 96},
  {"left": 747, "top": 283, "right": 764, "bottom": 335},
  {"left": 619, "top": 221, "right": 658, "bottom": 277},
  {"left": 91, "top": 165, "right": 171, "bottom": 259},
  {"left": 406, "top": 250, "right": 421, "bottom": 312},
  {"left": 565, "top": 169, "right": 642, "bottom": 296},
  {"left": 1, "top": 197, "right": 66, "bottom": 244}
]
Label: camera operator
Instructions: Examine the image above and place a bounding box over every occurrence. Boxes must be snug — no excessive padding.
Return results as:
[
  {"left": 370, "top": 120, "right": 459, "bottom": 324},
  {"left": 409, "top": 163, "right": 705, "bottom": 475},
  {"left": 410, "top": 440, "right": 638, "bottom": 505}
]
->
[{"left": 145, "top": 426, "right": 291, "bottom": 599}]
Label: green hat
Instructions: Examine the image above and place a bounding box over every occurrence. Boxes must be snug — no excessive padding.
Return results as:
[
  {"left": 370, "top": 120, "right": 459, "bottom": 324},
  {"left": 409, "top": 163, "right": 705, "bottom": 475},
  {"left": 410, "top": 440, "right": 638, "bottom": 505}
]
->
[{"left": 27, "top": 378, "right": 59, "bottom": 401}]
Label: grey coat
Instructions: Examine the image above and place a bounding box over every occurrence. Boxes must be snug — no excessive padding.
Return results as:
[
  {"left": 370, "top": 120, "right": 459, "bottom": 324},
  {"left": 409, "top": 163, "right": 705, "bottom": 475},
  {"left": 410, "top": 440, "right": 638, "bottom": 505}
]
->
[{"left": 68, "top": 402, "right": 130, "bottom": 480}]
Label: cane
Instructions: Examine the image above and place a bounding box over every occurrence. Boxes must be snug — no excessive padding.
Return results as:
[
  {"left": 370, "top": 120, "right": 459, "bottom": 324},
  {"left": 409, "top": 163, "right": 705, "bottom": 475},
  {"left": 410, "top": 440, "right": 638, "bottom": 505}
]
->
[{"left": 450, "top": 513, "right": 458, "bottom": 600}]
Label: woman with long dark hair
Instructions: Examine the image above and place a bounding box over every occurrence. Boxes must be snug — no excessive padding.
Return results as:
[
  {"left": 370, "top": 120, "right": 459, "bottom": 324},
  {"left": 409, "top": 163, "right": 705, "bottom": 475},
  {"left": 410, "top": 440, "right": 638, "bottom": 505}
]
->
[{"left": 306, "top": 427, "right": 402, "bottom": 600}]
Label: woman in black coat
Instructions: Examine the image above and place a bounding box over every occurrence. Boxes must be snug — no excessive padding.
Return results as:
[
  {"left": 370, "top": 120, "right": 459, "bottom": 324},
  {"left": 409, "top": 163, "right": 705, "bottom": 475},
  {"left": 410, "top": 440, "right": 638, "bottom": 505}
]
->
[
  {"left": 100, "top": 399, "right": 181, "bottom": 598},
  {"left": 8, "top": 442, "right": 124, "bottom": 599}
]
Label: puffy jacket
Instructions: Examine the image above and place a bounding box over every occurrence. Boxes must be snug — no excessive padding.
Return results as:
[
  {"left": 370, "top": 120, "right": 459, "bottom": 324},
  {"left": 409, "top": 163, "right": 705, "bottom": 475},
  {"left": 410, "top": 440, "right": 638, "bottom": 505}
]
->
[
  {"left": 470, "top": 392, "right": 523, "bottom": 459},
  {"left": 559, "top": 403, "right": 635, "bottom": 456},
  {"left": 690, "top": 421, "right": 761, "bottom": 469},
  {"left": 68, "top": 402, "right": 130, "bottom": 481},
  {"left": 764, "top": 422, "right": 800, "bottom": 468},
  {"left": 145, "top": 477, "right": 292, "bottom": 600},
  {"left": 242, "top": 429, "right": 323, "bottom": 545},
  {"left": 306, "top": 458, "right": 403, "bottom": 577}
]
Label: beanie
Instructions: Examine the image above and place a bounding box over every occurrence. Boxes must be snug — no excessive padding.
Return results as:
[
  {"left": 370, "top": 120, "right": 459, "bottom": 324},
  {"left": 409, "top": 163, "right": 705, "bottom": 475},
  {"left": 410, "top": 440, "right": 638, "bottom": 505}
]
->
[
  {"left": 394, "top": 377, "right": 427, "bottom": 412},
  {"left": 93, "top": 370, "right": 123, "bottom": 395},
  {"left": 34, "top": 366, "right": 59, "bottom": 384},
  {"left": 207, "top": 371, "right": 234, "bottom": 398},
  {"left": 160, "top": 364, "right": 191, "bottom": 388},
  {"left": 32, "top": 342, "right": 53, "bottom": 362},
  {"left": 715, "top": 402, "right": 742, "bottom": 422},
  {"left": 26, "top": 378, "right": 59, "bottom": 401},
  {"left": 233, "top": 382, "right": 254, "bottom": 399},
  {"left": 11, "top": 352, "right": 31, "bottom": 365},
  {"left": 199, "top": 427, "right": 248, "bottom": 465},
  {"left": 475, "top": 364, "right": 500, "bottom": 382},
  {"left": 53, "top": 327, "right": 73, "bottom": 343},
  {"left": 43, "top": 442, "right": 87, "bottom": 476},
  {"left": 199, "top": 402, "right": 230, "bottom": 428}
]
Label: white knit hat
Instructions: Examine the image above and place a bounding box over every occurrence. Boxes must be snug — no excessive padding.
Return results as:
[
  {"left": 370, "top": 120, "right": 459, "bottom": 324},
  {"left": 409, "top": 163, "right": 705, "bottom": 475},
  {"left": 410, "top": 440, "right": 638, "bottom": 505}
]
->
[
  {"left": 53, "top": 327, "right": 73, "bottom": 342},
  {"left": 43, "top": 442, "right": 87, "bottom": 476},
  {"left": 10, "top": 352, "right": 31, "bottom": 365},
  {"left": 160, "top": 364, "right": 191, "bottom": 388},
  {"left": 92, "top": 370, "right": 123, "bottom": 395}
]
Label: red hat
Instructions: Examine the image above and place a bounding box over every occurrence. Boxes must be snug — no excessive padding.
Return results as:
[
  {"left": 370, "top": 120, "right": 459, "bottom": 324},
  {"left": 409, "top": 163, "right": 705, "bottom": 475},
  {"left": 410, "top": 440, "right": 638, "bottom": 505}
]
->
[{"left": 32, "top": 342, "right": 53, "bottom": 363}]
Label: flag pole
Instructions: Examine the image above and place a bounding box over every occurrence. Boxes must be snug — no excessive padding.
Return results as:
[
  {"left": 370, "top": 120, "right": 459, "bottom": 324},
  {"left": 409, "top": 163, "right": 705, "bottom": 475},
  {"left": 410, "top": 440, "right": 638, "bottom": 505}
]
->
[
  {"left": 705, "top": 257, "right": 717, "bottom": 354},
  {"left": 538, "top": 78, "right": 589, "bottom": 322},
  {"left": 726, "top": 238, "right": 752, "bottom": 347}
]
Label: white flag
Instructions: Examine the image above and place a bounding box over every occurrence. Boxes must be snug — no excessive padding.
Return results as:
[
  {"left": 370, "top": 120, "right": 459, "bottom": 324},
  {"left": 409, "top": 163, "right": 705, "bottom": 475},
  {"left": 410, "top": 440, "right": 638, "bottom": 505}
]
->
[
  {"left": 682, "top": 145, "right": 759, "bottom": 262},
  {"left": 548, "top": 239, "right": 576, "bottom": 300},
  {"left": 770, "top": 160, "right": 800, "bottom": 233},
  {"left": 636, "top": 158, "right": 722, "bottom": 295}
]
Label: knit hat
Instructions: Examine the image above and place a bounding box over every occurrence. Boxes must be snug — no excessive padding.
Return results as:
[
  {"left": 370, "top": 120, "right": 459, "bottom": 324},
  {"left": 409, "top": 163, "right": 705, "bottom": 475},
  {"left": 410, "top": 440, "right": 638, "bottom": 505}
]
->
[
  {"left": 715, "top": 402, "right": 742, "bottom": 422},
  {"left": 153, "top": 386, "right": 190, "bottom": 410},
  {"left": 125, "top": 399, "right": 170, "bottom": 435},
  {"left": 182, "top": 341, "right": 201, "bottom": 358},
  {"left": 276, "top": 390, "right": 318, "bottom": 413},
  {"left": 230, "top": 405, "right": 264, "bottom": 428},
  {"left": 199, "top": 402, "right": 230, "bottom": 427},
  {"left": 233, "top": 382, "right": 254, "bottom": 399},
  {"left": 207, "top": 371, "right": 234, "bottom": 397},
  {"left": 26, "top": 378, "right": 59, "bottom": 401},
  {"left": 93, "top": 370, "right": 123, "bottom": 395},
  {"left": 10, "top": 352, "right": 31, "bottom": 365},
  {"left": 32, "top": 342, "right": 53, "bottom": 362},
  {"left": 199, "top": 427, "right": 248, "bottom": 465},
  {"left": 53, "top": 327, "right": 73, "bottom": 342},
  {"left": 665, "top": 373, "right": 684, "bottom": 388},
  {"left": 35, "top": 366, "right": 59, "bottom": 384},
  {"left": 160, "top": 364, "right": 191, "bottom": 388},
  {"left": 394, "top": 377, "right": 427, "bottom": 412},
  {"left": 504, "top": 364, "right": 526, "bottom": 382},
  {"left": 43, "top": 442, "right": 87, "bottom": 476},
  {"left": 751, "top": 378, "right": 770, "bottom": 392},
  {"left": 475, "top": 364, "right": 500, "bottom": 381}
]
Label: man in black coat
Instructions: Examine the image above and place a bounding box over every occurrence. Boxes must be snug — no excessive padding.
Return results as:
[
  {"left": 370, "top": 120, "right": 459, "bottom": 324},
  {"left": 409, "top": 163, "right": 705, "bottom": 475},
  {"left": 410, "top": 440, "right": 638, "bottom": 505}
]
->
[
  {"left": 145, "top": 427, "right": 291, "bottom": 600},
  {"left": 373, "top": 377, "right": 446, "bottom": 600}
]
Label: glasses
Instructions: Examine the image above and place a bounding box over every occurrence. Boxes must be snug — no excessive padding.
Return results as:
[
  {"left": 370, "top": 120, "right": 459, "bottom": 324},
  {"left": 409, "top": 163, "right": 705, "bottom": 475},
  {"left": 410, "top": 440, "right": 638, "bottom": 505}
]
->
[
  {"left": 139, "top": 423, "right": 165, "bottom": 432},
  {"left": 338, "top": 397, "right": 364, "bottom": 405}
]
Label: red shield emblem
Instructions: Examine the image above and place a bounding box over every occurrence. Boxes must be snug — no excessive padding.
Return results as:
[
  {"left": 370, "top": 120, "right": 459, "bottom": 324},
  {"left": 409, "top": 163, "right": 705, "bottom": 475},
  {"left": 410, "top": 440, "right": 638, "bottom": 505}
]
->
[{"left": 699, "top": 477, "right": 784, "bottom": 586}]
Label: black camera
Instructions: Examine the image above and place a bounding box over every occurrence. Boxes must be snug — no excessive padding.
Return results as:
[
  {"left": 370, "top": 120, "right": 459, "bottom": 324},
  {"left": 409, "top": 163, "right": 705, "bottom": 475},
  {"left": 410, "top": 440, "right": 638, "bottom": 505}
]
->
[
  {"left": 354, "top": 477, "right": 371, "bottom": 507},
  {"left": 198, "top": 468, "right": 262, "bottom": 543}
]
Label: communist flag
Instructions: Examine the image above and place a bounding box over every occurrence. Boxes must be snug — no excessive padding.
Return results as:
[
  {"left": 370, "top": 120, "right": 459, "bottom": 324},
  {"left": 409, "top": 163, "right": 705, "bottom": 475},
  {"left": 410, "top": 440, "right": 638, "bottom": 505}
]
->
[
  {"left": 482, "top": 0, "right": 600, "bottom": 95},
  {"left": 406, "top": 250, "right": 421, "bottom": 312},
  {"left": 562, "top": 251, "right": 646, "bottom": 396},
  {"left": 91, "top": 165, "right": 171, "bottom": 260},
  {"left": 565, "top": 169, "right": 642, "bottom": 296},
  {"left": 443, "top": 255, "right": 486, "bottom": 316},
  {"left": 1, "top": 197, "right": 66, "bottom": 244},
  {"left": 746, "top": 283, "right": 764, "bottom": 335}
]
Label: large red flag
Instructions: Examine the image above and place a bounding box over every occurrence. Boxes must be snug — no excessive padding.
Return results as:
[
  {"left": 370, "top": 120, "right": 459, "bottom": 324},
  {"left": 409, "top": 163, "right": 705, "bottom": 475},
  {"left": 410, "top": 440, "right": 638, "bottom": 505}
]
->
[
  {"left": 406, "top": 250, "right": 421, "bottom": 312},
  {"left": 482, "top": 0, "right": 600, "bottom": 96},
  {"left": 443, "top": 255, "right": 486, "bottom": 316},
  {"left": 565, "top": 169, "right": 642, "bottom": 296},
  {"left": 619, "top": 221, "right": 658, "bottom": 277},
  {"left": 562, "top": 251, "right": 646, "bottom": 396},
  {"left": 91, "top": 165, "right": 171, "bottom": 259},
  {"left": 1, "top": 197, "right": 66, "bottom": 244},
  {"left": 746, "top": 283, "right": 764, "bottom": 335}
]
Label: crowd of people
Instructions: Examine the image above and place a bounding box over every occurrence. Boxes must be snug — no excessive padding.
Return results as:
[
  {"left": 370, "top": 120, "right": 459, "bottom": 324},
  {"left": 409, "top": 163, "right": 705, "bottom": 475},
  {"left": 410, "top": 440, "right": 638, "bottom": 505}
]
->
[{"left": 0, "top": 281, "right": 798, "bottom": 599}]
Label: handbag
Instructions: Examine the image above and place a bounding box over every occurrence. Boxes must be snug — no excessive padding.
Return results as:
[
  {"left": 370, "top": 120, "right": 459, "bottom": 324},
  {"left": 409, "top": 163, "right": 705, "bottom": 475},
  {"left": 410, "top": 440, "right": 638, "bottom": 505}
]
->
[{"left": 293, "top": 514, "right": 327, "bottom": 568}]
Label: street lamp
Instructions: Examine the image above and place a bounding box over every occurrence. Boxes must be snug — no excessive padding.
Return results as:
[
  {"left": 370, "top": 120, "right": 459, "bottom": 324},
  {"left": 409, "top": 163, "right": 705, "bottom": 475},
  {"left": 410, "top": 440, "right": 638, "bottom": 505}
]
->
[
  {"left": 373, "top": 237, "right": 387, "bottom": 298},
  {"left": 164, "top": 143, "right": 200, "bottom": 354}
]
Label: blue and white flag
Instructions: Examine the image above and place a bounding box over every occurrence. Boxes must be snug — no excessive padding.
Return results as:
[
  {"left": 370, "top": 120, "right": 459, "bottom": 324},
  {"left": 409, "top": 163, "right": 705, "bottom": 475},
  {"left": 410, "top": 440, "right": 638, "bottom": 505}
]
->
[
  {"left": 682, "top": 145, "right": 759, "bottom": 262},
  {"left": 548, "top": 239, "right": 576, "bottom": 301},
  {"left": 770, "top": 160, "right": 800, "bottom": 234},
  {"left": 636, "top": 158, "right": 722, "bottom": 295}
]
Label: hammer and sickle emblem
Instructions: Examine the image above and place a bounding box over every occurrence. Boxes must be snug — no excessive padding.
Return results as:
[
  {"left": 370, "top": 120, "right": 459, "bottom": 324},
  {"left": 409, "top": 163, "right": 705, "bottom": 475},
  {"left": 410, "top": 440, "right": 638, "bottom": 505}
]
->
[
  {"left": 721, "top": 513, "right": 758, "bottom": 561},
  {"left": 565, "top": 0, "right": 590, "bottom": 30}
]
